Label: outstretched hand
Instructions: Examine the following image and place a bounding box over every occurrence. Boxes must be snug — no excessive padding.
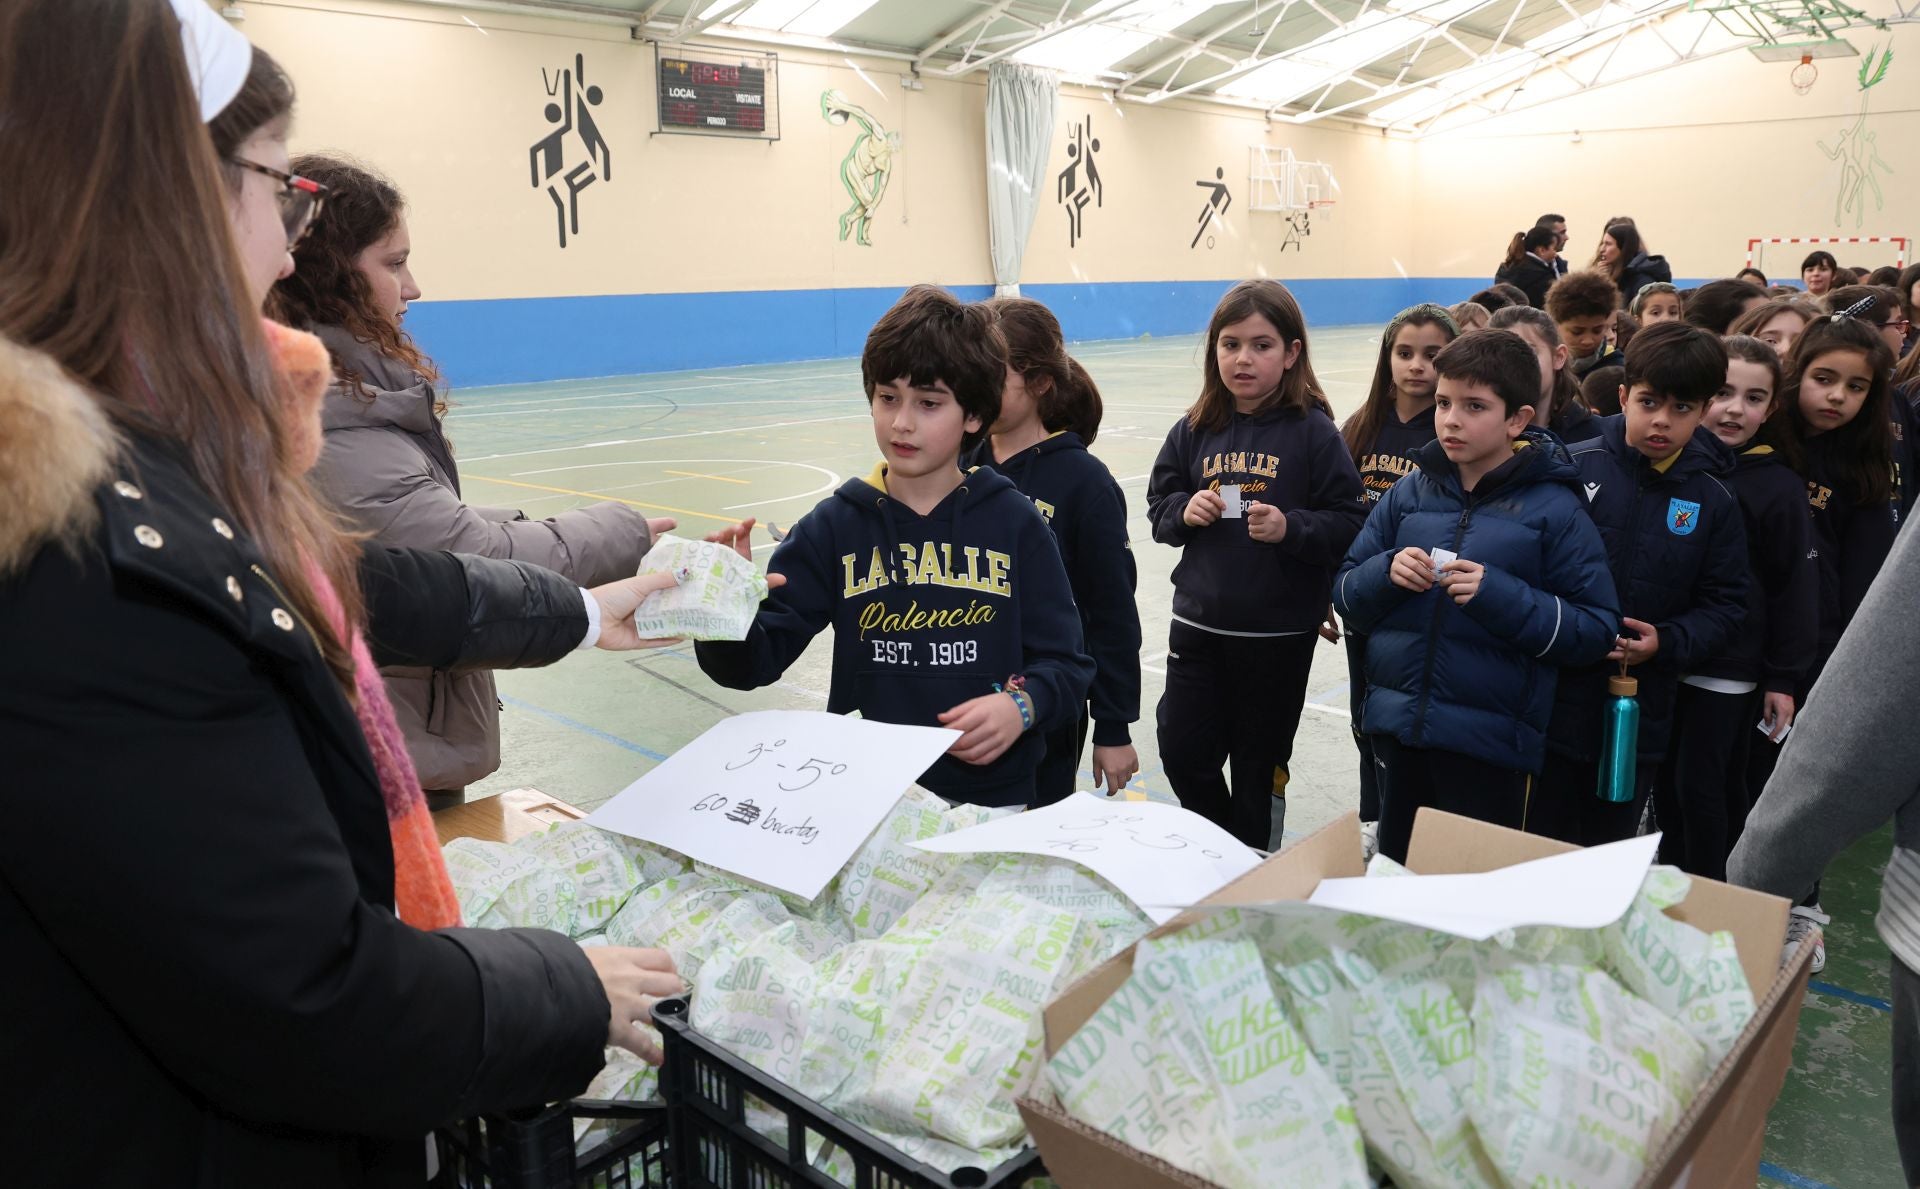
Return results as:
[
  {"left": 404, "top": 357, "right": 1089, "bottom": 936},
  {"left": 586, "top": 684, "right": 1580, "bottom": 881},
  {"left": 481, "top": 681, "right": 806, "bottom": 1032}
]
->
[
  {"left": 587, "top": 571, "right": 685, "bottom": 651},
  {"left": 704, "top": 517, "right": 787, "bottom": 592}
]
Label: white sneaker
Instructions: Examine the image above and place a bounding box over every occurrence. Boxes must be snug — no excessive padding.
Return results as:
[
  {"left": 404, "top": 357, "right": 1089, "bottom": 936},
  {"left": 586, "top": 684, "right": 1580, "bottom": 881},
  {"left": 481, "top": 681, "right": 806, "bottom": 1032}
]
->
[
  {"left": 1360, "top": 820, "right": 1380, "bottom": 864},
  {"left": 1785, "top": 904, "right": 1830, "bottom": 974}
]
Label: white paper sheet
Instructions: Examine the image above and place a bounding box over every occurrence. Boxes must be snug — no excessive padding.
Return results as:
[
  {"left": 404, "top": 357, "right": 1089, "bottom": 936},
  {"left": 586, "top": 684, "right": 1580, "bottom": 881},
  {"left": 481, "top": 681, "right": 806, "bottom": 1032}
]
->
[
  {"left": 587, "top": 711, "right": 960, "bottom": 899},
  {"left": 1301, "top": 834, "right": 1662, "bottom": 940},
  {"left": 907, "top": 794, "right": 1261, "bottom": 924}
]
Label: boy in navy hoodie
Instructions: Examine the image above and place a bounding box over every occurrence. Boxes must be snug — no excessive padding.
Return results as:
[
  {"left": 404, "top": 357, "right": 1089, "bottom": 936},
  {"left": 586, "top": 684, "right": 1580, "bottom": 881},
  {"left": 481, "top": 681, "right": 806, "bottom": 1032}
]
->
[
  {"left": 1531, "top": 321, "right": 1750, "bottom": 847},
  {"left": 1334, "top": 329, "right": 1619, "bottom": 864},
  {"left": 696, "top": 286, "right": 1094, "bottom": 807}
]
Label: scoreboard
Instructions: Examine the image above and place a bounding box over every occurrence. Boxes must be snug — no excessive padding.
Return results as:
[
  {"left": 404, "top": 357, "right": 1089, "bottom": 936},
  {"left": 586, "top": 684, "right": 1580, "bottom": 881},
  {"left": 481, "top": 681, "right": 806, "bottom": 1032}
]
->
[{"left": 657, "top": 56, "right": 768, "bottom": 133}]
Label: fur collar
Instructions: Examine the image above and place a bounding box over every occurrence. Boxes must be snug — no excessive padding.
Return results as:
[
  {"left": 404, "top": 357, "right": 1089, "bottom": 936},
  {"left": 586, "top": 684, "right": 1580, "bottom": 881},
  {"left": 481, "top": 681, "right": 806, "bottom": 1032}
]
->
[
  {"left": 0, "top": 336, "right": 118, "bottom": 577},
  {"left": 0, "top": 322, "right": 334, "bottom": 577}
]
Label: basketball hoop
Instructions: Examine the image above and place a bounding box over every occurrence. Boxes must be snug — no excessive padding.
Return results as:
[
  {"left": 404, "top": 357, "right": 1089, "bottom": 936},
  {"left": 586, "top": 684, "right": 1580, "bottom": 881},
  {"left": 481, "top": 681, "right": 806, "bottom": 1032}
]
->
[{"left": 1790, "top": 53, "right": 1818, "bottom": 95}]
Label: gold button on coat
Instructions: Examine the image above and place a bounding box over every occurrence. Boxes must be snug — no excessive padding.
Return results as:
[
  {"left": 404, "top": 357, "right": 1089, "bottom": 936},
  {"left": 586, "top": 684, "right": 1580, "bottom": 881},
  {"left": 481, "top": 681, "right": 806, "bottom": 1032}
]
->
[
  {"left": 270, "top": 608, "right": 295, "bottom": 631},
  {"left": 211, "top": 517, "right": 234, "bottom": 539},
  {"left": 226, "top": 576, "right": 244, "bottom": 602},
  {"left": 133, "top": 525, "right": 163, "bottom": 549},
  {"left": 113, "top": 480, "right": 143, "bottom": 500}
]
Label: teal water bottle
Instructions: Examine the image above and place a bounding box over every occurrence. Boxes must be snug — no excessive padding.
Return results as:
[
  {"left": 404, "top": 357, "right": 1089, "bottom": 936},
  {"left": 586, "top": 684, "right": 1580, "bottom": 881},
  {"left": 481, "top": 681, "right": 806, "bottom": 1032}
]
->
[{"left": 1596, "top": 672, "right": 1639, "bottom": 803}]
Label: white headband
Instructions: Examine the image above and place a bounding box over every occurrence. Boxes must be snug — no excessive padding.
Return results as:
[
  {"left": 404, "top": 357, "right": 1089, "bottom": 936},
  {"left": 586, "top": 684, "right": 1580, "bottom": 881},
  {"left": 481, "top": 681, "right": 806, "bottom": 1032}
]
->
[{"left": 169, "top": 0, "right": 251, "bottom": 123}]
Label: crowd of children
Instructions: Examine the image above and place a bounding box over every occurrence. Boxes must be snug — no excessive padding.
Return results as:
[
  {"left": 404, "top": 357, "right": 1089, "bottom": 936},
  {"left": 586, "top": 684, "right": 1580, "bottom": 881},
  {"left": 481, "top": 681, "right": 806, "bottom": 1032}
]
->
[{"left": 692, "top": 225, "right": 1917, "bottom": 987}]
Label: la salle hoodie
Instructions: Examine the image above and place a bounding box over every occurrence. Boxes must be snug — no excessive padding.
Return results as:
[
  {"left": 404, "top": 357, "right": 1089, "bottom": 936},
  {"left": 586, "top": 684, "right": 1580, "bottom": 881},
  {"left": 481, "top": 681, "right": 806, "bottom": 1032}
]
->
[{"left": 696, "top": 464, "right": 1095, "bottom": 806}]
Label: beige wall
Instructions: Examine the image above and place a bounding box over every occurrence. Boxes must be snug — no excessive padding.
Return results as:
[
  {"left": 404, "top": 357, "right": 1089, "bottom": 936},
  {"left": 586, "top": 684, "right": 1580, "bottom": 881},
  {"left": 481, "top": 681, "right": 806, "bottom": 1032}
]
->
[
  {"left": 241, "top": 0, "right": 1413, "bottom": 302},
  {"left": 243, "top": 0, "right": 1913, "bottom": 306},
  {"left": 1407, "top": 23, "right": 1920, "bottom": 282}
]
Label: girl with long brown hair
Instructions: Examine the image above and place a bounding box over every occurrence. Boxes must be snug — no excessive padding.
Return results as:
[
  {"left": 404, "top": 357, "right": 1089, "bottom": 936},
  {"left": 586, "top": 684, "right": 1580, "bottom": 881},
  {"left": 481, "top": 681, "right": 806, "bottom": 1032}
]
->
[
  {"left": 1335, "top": 302, "right": 1455, "bottom": 844},
  {"left": 1145, "top": 280, "right": 1366, "bottom": 848},
  {"left": 967, "top": 296, "right": 1141, "bottom": 804},
  {"left": 0, "top": 3, "right": 686, "bottom": 1180},
  {"left": 272, "top": 154, "right": 667, "bottom": 802}
]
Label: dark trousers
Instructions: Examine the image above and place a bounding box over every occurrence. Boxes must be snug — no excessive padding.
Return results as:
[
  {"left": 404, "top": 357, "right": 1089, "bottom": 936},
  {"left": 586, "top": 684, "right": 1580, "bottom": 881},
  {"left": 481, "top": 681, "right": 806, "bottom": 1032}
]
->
[
  {"left": 1528, "top": 751, "right": 1658, "bottom": 847},
  {"left": 1345, "top": 632, "right": 1380, "bottom": 822},
  {"left": 1033, "top": 711, "right": 1092, "bottom": 807},
  {"left": 1652, "top": 684, "right": 1759, "bottom": 880},
  {"left": 1372, "top": 735, "right": 1531, "bottom": 864},
  {"left": 1157, "top": 622, "right": 1315, "bottom": 850},
  {"left": 1894, "top": 956, "right": 1920, "bottom": 1184}
]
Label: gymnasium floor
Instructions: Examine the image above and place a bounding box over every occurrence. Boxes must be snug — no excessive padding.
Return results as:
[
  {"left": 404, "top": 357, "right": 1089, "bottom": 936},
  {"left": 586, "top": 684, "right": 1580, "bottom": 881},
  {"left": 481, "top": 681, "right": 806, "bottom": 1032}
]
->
[{"left": 450, "top": 325, "right": 1902, "bottom": 1188}]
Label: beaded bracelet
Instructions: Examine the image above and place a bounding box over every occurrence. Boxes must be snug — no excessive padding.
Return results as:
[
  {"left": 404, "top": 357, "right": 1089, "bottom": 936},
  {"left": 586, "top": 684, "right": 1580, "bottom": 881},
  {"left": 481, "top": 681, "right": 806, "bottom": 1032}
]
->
[
  {"left": 1007, "top": 689, "right": 1034, "bottom": 731},
  {"left": 994, "top": 675, "right": 1035, "bottom": 731}
]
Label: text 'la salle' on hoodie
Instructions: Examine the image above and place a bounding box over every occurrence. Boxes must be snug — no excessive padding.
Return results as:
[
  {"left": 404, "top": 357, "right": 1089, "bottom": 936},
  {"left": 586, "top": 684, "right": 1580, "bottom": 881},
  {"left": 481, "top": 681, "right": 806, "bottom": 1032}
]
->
[
  {"left": 695, "top": 463, "right": 1095, "bottom": 806},
  {"left": 1146, "top": 405, "right": 1367, "bottom": 634}
]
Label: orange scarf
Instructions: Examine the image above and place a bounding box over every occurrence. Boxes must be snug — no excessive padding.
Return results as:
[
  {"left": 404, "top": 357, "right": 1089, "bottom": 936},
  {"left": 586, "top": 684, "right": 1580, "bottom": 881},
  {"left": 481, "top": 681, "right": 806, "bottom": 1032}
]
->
[{"left": 266, "top": 320, "right": 461, "bottom": 930}]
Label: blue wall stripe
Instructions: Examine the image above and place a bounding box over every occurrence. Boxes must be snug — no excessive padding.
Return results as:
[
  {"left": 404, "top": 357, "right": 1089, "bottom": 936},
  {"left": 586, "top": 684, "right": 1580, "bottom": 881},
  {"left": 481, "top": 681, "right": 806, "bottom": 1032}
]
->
[
  {"left": 406, "top": 277, "right": 1494, "bottom": 389},
  {"left": 406, "top": 275, "right": 1735, "bottom": 389}
]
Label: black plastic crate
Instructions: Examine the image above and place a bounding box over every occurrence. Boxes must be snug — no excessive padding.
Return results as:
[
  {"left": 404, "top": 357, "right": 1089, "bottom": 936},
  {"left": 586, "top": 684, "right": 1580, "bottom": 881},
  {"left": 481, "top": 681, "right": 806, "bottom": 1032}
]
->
[
  {"left": 434, "top": 1098, "right": 671, "bottom": 1188},
  {"left": 654, "top": 997, "right": 1045, "bottom": 1189}
]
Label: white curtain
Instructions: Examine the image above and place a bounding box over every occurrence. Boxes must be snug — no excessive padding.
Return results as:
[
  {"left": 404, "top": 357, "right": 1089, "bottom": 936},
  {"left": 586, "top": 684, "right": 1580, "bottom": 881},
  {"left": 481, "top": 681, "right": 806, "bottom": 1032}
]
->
[{"left": 985, "top": 63, "right": 1057, "bottom": 299}]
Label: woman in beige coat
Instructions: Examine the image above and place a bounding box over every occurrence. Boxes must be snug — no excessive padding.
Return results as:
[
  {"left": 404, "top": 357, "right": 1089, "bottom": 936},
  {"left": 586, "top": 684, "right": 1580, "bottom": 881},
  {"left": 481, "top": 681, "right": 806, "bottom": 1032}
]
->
[{"left": 273, "top": 155, "right": 665, "bottom": 803}]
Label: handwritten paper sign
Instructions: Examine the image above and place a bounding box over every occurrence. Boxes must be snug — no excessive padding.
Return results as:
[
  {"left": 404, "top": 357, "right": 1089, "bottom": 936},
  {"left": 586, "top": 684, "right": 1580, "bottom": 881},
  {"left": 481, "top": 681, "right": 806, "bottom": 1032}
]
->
[
  {"left": 587, "top": 711, "right": 960, "bottom": 899},
  {"left": 908, "top": 794, "right": 1261, "bottom": 924}
]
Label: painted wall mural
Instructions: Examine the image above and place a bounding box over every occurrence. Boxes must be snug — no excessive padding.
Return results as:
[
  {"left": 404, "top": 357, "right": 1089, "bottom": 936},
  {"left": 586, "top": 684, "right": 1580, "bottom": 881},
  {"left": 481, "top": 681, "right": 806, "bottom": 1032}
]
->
[
  {"left": 529, "top": 54, "right": 611, "bottom": 250},
  {"left": 1055, "top": 115, "right": 1103, "bottom": 248},
  {"left": 821, "top": 90, "right": 893, "bottom": 246},
  {"left": 1821, "top": 42, "right": 1893, "bottom": 229},
  {"left": 1191, "top": 166, "right": 1230, "bottom": 249}
]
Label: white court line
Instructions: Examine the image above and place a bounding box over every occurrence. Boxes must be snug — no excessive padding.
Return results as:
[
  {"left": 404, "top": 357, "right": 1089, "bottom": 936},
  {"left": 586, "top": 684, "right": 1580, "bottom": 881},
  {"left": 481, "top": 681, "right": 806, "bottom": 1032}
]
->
[
  {"left": 1302, "top": 702, "right": 1352, "bottom": 719},
  {"left": 461, "top": 412, "right": 868, "bottom": 464}
]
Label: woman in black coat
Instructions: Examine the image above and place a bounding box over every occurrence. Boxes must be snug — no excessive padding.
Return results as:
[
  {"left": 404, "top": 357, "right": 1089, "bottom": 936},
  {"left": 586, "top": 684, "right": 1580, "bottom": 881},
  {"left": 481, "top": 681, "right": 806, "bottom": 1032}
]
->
[{"left": 0, "top": 2, "right": 690, "bottom": 1183}]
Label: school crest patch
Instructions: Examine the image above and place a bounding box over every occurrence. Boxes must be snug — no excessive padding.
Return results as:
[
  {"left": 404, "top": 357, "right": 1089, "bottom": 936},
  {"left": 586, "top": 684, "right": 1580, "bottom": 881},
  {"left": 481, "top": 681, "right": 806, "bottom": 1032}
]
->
[{"left": 1667, "top": 497, "right": 1701, "bottom": 536}]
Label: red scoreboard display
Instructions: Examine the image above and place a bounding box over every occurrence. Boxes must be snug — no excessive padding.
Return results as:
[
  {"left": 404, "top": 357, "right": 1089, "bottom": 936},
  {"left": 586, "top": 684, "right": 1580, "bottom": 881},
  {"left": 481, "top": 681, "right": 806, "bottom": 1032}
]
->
[{"left": 658, "top": 56, "right": 768, "bottom": 132}]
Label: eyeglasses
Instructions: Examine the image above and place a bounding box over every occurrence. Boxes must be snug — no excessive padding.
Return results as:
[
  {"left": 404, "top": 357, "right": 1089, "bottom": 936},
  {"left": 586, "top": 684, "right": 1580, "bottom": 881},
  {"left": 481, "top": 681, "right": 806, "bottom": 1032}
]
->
[
  {"left": 229, "top": 157, "right": 328, "bottom": 245},
  {"left": 1884, "top": 318, "right": 1913, "bottom": 334}
]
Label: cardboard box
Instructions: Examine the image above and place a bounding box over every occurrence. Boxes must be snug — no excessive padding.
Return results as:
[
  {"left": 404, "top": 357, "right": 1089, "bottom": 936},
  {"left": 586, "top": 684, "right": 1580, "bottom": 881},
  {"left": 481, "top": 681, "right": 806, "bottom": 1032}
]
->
[
  {"left": 1018, "top": 810, "right": 1814, "bottom": 1189},
  {"left": 432, "top": 787, "right": 585, "bottom": 846}
]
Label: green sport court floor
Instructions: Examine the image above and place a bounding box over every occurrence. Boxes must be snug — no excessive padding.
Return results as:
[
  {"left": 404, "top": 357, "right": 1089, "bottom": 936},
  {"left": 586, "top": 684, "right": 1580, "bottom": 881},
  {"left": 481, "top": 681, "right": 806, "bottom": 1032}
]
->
[{"left": 447, "top": 325, "right": 1904, "bottom": 1188}]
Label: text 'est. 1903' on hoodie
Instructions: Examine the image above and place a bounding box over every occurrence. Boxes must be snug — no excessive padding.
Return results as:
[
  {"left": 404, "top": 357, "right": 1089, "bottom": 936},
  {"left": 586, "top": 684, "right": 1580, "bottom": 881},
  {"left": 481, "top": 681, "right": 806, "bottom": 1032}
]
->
[{"left": 696, "top": 463, "right": 1094, "bottom": 807}]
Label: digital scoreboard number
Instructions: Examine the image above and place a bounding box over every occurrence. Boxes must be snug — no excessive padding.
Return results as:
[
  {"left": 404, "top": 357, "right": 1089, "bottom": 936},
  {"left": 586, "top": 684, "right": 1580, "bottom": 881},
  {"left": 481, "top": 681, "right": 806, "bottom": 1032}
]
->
[{"left": 658, "top": 56, "right": 767, "bottom": 132}]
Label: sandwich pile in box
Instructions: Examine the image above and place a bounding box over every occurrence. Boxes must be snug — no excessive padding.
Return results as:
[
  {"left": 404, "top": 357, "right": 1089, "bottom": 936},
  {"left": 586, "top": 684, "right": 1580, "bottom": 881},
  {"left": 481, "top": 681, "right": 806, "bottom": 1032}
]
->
[
  {"left": 1017, "top": 810, "right": 1816, "bottom": 1189},
  {"left": 441, "top": 786, "right": 1155, "bottom": 1177}
]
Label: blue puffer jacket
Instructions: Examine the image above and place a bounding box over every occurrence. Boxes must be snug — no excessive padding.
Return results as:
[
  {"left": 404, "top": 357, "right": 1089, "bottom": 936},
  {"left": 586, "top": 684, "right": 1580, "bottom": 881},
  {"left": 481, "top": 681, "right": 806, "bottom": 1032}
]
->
[{"left": 1334, "top": 430, "right": 1620, "bottom": 773}]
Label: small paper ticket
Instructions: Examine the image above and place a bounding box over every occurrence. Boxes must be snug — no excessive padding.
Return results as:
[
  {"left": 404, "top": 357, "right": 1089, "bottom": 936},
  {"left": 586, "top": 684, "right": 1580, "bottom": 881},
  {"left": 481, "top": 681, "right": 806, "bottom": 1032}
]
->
[{"left": 1219, "top": 484, "right": 1243, "bottom": 519}]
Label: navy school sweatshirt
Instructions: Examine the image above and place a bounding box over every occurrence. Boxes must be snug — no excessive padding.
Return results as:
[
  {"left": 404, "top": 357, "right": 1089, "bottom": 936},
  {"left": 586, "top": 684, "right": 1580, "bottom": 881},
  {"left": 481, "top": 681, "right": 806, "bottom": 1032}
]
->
[
  {"left": 695, "top": 463, "right": 1095, "bottom": 807},
  {"left": 1802, "top": 430, "right": 1902, "bottom": 690},
  {"left": 1355, "top": 405, "right": 1435, "bottom": 509},
  {"left": 1146, "top": 406, "right": 1367, "bottom": 634},
  {"left": 1546, "top": 417, "right": 1749, "bottom": 764},
  {"left": 1691, "top": 446, "right": 1817, "bottom": 694},
  {"left": 964, "top": 432, "right": 1141, "bottom": 746}
]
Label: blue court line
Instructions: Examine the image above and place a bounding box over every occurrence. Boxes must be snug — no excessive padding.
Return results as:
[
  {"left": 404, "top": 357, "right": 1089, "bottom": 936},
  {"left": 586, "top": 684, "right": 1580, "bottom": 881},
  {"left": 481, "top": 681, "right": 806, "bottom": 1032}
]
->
[
  {"left": 498, "top": 694, "right": 669, "bottom": 762},
  {"left": 1809, "top": 979, "right": 1895, "bottom": 1013},
  {"left": 1759, "top": 1161, "right": 1840, "bottom": 1189}
]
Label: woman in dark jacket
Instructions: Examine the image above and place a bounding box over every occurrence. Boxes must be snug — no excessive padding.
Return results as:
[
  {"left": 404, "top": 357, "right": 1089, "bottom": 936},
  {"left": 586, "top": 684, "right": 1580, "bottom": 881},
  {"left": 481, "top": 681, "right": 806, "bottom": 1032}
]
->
[
  {"left": 0, "top": 4, "right": 686, "bottom": 1183},
  {"left": 1493, "top": 225, "right": 1561, "bottom": 308},
  {"left": 272, "top": 156, "right": 663, "bottom": 802},
  {"left": 1594, "top": 221, "right": 1672, "bottom": 309}
]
